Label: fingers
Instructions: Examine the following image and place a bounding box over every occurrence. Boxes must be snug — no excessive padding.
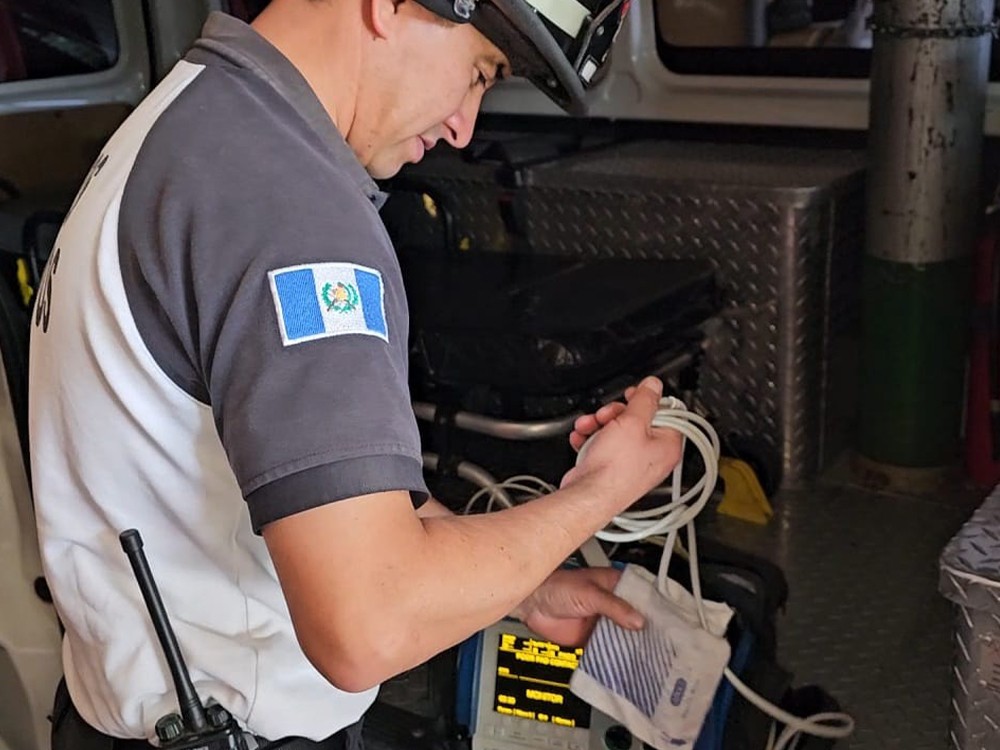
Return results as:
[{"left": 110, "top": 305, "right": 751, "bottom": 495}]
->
[
  {"left": 583, "top": 565, "right": 624, "bottom": 591},
  {"left": 570, "top": 402, "right": 628, "bottom": 452},
  {"left": 571, "top": 378, "right": 659, "bottom": 442},
  {"left": 583, "top": 569, "right": 644, "bottom": 630},
  {"left": 597, "top": 592, "right": 644, "bottom": 631},
  {"left": 573, "top": 403, "right": 627, "bottom": 435},
  {"left": 596, "top": 402, "right": 626, "bottom": 423},
  {"left": 567, "top": 376, "right": 666, "bottom": 460},
  {"left": 573, "top": 413, "right": 599, "bottom": 435}
]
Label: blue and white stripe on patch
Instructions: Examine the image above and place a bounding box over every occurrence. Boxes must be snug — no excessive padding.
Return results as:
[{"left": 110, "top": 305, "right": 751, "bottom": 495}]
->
[{"left": 268, "top": 262, "right": 388, "bottom": 347}]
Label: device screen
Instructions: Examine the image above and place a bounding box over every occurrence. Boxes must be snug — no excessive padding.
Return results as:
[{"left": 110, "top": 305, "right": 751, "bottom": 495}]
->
[{"left": 492, "top": 632, "right": 591, "bottom": 730}]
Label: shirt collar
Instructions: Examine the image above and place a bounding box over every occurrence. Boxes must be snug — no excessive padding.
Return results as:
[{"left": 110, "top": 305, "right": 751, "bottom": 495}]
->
[{"left": 186, "top": 12, "right": 386, "bottom": 207}]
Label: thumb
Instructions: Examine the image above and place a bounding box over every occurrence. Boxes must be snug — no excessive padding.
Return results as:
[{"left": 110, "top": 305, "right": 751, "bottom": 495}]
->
[{"left": 623, "top": 376, "right": 663, "bottom": 424}]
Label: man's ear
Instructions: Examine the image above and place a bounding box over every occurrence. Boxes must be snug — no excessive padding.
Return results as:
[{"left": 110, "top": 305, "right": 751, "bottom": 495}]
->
[{"left": 369, "top": 0, "right": 402, "bottom": 39}]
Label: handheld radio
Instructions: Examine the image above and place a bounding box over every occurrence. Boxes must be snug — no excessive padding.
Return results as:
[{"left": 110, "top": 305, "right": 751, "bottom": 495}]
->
[{"left": 120, "top": 529, "right": 250, "bottom": 750}]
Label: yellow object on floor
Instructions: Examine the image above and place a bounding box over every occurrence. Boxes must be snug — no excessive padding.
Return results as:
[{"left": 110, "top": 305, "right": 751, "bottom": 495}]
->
[
  {"left": 717, "top": 457, "right": 774, "bottom": 525},
  {"left": 16, "top": 259, "right": 33, "bottom": 306}
]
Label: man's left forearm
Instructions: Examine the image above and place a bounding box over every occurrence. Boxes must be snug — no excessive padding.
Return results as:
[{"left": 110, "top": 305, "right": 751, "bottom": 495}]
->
[{"left": 415, "top": 495, "right": 541, "bottom": 619}]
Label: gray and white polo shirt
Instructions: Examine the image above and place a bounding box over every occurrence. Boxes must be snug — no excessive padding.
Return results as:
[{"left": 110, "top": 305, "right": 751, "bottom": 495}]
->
[{"left": 28, "top": 12, "right": 428, "bottom": 742}]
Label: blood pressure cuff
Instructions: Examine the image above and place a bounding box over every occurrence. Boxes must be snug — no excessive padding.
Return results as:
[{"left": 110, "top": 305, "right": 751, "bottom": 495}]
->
[{"left": 570, "top": 565, "right": 733, "bottom": 749}]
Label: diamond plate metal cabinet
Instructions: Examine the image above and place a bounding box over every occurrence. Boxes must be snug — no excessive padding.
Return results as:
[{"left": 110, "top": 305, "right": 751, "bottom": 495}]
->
[
  {"left": 385, "top": 141, "right": 867, "bottom": 488},
  {"left": 520, "top": 142, "right": 866, "bottom": 489},
  {"left": 941, "top": 488, "right": 1000, "bottom": 749}
]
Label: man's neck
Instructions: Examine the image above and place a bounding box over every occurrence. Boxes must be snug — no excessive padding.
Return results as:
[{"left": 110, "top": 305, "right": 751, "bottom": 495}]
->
[{"left": 251, "top": 0, "right": 362, "bottom": 145}]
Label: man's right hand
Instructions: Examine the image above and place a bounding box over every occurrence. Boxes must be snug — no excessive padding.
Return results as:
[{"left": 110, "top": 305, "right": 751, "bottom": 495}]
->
[{"left": 559, "top": 376, "right": 683, "bottom": 513}]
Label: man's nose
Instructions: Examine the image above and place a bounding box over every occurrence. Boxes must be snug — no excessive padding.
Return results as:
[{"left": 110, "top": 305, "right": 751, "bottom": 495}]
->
[{"left": 442, "top": 89, "right": 483, "bottom": 149}]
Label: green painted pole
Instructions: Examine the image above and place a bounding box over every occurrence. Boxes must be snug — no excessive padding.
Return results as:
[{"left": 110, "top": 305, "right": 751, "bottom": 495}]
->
[
  {"left": 857, "top": 0, "right": 993, "bottom": 486},
  {"left": 858, "top": 257, "right": 973, "bottom": 467}
]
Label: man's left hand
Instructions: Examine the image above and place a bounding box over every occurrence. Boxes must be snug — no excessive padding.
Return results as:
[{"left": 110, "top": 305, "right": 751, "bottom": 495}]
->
[{"left": 511, "top": 567, "right": 644, "bottom": 646}]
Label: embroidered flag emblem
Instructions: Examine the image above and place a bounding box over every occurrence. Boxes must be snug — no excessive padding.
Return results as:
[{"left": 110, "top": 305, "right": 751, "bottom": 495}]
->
[
  {"left": 322, "top": 281, "right": 359, "bottom": 313},
  {"left": 268, "top": 262, "right": 388, "bottom": 346}
]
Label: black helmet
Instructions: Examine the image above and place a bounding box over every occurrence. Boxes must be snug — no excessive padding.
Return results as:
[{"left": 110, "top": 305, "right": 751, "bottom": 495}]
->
[{"left": 412, "top": 0, "right": 631, "bottom": 115}]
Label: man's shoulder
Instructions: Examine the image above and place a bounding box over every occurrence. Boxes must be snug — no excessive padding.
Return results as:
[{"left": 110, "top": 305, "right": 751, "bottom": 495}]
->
[{"left": 129, "top": 63, "right": 363, "bottom": 212}]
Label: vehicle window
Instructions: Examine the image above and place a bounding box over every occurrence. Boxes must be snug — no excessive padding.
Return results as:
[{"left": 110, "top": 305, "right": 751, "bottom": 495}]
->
[
  {"left": 0, "top": 0, "right": 119, "bottom": 84},
  {"left": 654, "top": 0, "right": 1000, "bottom": 80}
]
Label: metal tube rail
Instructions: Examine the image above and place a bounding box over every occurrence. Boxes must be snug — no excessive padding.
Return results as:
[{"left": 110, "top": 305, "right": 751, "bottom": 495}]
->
[
  {"left": 421, "top": 452, "right": 514, "bottom": 507},
  {"left": 413, "top": 350, "right": 695, "bottom": 440}
]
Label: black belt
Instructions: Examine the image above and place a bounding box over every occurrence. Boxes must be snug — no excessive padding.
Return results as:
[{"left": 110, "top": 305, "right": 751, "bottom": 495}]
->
[
  {"left": 111, "top": 729, "right": 360, "bottom": 750},
  {"left": 52, "top": 680, "right": 363, "bottom": 750}
]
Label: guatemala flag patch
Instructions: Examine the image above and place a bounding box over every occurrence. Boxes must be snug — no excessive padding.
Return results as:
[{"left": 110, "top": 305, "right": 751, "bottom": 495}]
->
[{"left": 268, "top": 262, "right": 388, "bottom": 346}]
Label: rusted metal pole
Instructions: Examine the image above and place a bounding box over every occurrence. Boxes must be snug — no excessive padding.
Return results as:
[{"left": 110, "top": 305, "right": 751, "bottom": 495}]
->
[{"left": 856, "top": 0, "right": 995, "bottom": 489}]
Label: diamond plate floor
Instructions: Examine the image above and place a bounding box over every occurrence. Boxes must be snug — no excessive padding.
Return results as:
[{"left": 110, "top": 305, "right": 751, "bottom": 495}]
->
[{"left": 701, "top": 461, "right": 987, "bottom": 750}]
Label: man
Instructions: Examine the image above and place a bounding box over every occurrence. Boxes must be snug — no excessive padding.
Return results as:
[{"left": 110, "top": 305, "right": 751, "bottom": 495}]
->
[{"left": 29, "top": 0, "right": 681, "bottom": 747}]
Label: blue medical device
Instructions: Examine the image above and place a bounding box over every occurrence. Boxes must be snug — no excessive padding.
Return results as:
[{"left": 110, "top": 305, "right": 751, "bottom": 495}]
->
[{"left": 457, "top": 618, "right": 643, "bottom": 750}]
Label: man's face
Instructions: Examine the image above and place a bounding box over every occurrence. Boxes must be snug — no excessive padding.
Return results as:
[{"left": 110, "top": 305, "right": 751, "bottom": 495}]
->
[{"left": 353, "top": 2, "right": 509, "bottom": 179}]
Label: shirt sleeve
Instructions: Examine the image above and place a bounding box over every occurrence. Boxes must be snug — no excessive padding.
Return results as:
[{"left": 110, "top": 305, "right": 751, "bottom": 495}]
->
[{"left": 118, "top": 73, "right": 428, "bottom": 532}]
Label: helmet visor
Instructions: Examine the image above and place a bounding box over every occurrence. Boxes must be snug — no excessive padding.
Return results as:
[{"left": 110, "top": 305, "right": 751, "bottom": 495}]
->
[
  {"left": 474, "top": 0, "right": 629, "bottom": 114},
  {"left": 415, "top": 0, "right": 630, "bottom": 115}
]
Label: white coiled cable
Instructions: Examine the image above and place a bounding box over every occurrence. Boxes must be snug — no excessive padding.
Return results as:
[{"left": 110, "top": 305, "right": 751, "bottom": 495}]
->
[{"left": 590, "top": 396, "right": 854, "bottom": 750}]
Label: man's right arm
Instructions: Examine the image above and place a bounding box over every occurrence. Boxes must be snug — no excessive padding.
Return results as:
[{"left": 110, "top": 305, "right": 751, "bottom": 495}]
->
[{"left": 263, "top": 377, "right": 680, "bottom": 693}]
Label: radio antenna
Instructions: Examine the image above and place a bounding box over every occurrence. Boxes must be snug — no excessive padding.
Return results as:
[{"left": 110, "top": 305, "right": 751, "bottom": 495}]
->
[{"left": 120, "top": 529, "right": 208, "bottom": 734}]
